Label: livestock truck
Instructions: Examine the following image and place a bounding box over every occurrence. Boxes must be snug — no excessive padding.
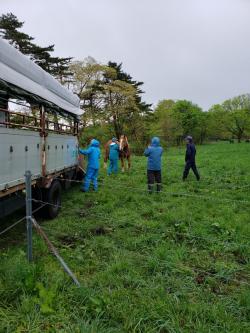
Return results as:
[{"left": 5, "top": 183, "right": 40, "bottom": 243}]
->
[{"left": 0, "top": 38, "right": 83, "bottom": 219}]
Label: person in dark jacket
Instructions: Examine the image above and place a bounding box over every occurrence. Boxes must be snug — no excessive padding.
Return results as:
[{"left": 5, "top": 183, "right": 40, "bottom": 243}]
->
[
  {"left": 182, "top": 136, "right": 200, "bottom": 181},
  {"left": 79, "top": 139, "right": 101, "bottom": 192},
  {"left": 108, "top": 137, "right": 120, "bottom": 175},
  {"left": 144, "top": 137, "right": 163, "bottom": 193}
]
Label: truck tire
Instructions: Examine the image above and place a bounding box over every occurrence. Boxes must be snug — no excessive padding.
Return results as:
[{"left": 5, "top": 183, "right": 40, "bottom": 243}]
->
[
  {"left": 76, "top": 168, "right": 85, "bottom": 181},
  {"left": 64, "top": 169, "right": 75, "bottom": 190},
  {"left": 43, "top": 180, "right": 62, "bottom": 219},
  {"left": 32, "top": 186, "right": 43, "bottom": 216}
]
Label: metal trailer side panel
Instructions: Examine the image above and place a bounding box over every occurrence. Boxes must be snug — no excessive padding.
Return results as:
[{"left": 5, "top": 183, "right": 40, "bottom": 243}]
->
[
  {"left": 0, "top": 112, "right": 5, "bottom": 126},
  {"left": 0, "top": 128, "right": 41, "bottom": 191},
  {"left": 0, "top": 128, "right": 79, "bottom": 193},
  {"left": 45, "top": 133, "right": 78, "bottom": 174}
]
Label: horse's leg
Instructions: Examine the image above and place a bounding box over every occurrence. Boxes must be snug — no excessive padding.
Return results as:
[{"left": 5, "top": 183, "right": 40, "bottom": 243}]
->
[{"left": 104, "top": 143, "right": 109, "bottom": 169}]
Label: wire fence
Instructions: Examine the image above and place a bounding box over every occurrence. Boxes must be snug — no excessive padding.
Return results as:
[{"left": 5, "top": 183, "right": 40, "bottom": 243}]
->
[
  {"left": 51, "top": 176, "right": 250, "bottom": 206},
  {"left": 54, "top": 174, "right": 250, "bottom": 192},
  {"left": 1, "top": 95, "right": 249, "bottom": 288},
  {"left": 0, "top": 204, "right": 46, "bottom": 237},
  {"left": 30, "top": 200, "right": 250, "bottom": 288},
  {"left": 39, "top": 203, "right": 250, "bottom": 245},
  {"left": 1, "top": 172, "right": 249, "bottom": 240},
  {"left": 0, "top": 215, "right": 26, "bottom": 236},
  {"left": 29, "top": 181, "right": 250, "bottom": 244},
  {"left": 1, "top": 172, "right": 249, "bottom": 288}
]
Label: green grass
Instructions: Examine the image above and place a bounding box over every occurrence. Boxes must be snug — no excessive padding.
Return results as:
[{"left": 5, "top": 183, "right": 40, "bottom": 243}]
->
[{"left": 0, "top": 142, "right": 250, "bottom": 332}]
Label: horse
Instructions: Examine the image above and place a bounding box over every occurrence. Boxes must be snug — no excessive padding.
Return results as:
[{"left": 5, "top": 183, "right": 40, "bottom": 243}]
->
[
  {"left": 104, "top": 139, "right": 113, "bottom": 169},
  {"left": 104, "top": 135, "right": 131, "bottom": 172},
  {"left": 119, "top": 134, "right": 131, "bottom": 172}
]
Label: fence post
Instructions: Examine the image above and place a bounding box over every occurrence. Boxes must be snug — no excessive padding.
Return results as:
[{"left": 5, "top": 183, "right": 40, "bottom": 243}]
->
[{"left": 25, "top": 170, "right": 33, "bottom": 262}]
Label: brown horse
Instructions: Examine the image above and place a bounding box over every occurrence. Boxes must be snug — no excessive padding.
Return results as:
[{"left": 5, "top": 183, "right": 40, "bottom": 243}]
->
[
  {"left": 104, "top": 135, "right": 131, "bottom": 172},
  {"left": 119, "top": 134, "right": 131, "bottom": 172},
  {"left": 104, "top": 139, "right": 113, "bottom": 169}
]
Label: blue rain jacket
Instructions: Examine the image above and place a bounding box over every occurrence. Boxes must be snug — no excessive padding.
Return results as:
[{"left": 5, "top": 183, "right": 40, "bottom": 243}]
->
[
  {"left": 79, "top": 139, "right": 101, "bottom": 169},
  {"left": 109, "top": 142, "right": 119, "bottom": 160},
  {"left": 144, "top": 137, "right": 163, "bottom": 171}
]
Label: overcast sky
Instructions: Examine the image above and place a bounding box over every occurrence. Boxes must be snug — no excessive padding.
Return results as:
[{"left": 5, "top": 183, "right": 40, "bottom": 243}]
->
[{"left": 1, "top": 0, "right": 250, "bottom": 110}]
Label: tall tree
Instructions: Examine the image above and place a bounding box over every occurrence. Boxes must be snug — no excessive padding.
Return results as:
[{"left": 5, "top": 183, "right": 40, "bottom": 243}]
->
[
  {"left": 70, "top": 58, "right": 108, "bottom": 126},
  {"left": 107, "top": 62, "right": 152, "bottom": 115},
  {"left": 207, "top": 104, "right": 230, "bottom": 140},
  {"left": 171, "top": 100, "right": 203, "bottom": 144},
  {"left": 102, "top": 67, "right": 139, "bottom": 137},
  {"left": 70, "top": 60, "right": 151, "bottom": 140},
  {"left": 104, "top": 62, "right": 151, "bottom": 138},
  {"left": 0, "top": 12, "right": 34, "bottom": 53},
  {"left": 150, "top": 99, "right": 176, "bottom": 143},
  {"left": 221, "top": 94, "right": 250, "bottom": 142}
]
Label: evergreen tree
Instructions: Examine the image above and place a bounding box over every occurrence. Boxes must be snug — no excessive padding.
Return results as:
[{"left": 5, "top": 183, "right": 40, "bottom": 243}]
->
[
  {"left": 0, "top": 13, "right": 32, "bottom": 53},
  {"left": 106, "top": 62, "right": 151, "bottom": 115},
  {"left": 70, "top": 59, "right": 151, "bottom": 140}
]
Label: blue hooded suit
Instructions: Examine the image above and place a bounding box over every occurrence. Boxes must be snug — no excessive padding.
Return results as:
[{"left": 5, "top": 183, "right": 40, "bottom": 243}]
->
[
  {"left": 144, "top": 137, "right": 163, "bottom": 170},
  {"left": 144, "top": 137, "right": 163, "bottom": 193},
  {"left": 108, "top": 138, "right": 119, "bottom": 175},
  {"left": 79, "top": 139, "right": 100, "bottom": 191}
]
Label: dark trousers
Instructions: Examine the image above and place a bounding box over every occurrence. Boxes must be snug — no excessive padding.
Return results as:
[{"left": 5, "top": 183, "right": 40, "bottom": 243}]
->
[
  {"left": 183, "top": 161, "right": 200, "bottom": 180},
  {"left": 147, "top": 170, "right": 162, "bottom": 193}
]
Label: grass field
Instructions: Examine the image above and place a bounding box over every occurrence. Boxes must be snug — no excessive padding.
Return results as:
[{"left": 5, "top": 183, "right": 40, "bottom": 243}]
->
[{"left": 0, "top": 142, "right": 250, "bottom": 333}]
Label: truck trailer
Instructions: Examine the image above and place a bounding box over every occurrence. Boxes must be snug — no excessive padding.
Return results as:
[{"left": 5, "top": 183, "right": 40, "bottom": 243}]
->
[{"left": 0, "top": 38, "right": 83, "bottom": 219}]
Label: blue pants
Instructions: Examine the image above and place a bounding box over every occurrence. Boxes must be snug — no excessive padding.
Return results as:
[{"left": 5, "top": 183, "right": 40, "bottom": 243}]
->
[
  {"left": 108, "top": 159, "right": 118, "bottom": 175},
  {"left": 82, "top": 167, "right": 99, "bottom": 191},
  {"left": 183, "top": 161, "right": 200, "bottom": 180}
]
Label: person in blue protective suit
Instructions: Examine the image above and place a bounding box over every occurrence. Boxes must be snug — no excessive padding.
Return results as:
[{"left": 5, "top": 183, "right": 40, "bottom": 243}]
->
[
  {"left": 144, "top": 137, "right": 163, "bottom": 193},
  {"left": 79, "top": 139, "right": 101, "bottom": 192},
  {"left": 108, "top": 137, "right": 120, "bottom": 175}
]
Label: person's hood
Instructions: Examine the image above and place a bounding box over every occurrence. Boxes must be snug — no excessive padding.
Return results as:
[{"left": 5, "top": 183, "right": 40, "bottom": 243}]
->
[
  {"left": 151, "top": 137, "right": 160, "bottom": 146},
  {"left": 90, "top": 139, "right": 100, "bottom": 147},
  {"left": 186, "top": 135, "right": 193, "bottom": 143}
]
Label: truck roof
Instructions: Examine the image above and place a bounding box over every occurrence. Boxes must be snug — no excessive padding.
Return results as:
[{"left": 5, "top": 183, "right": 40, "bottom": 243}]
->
[{"left": 0, "top": 38, "right": 81, "bottom": 116}]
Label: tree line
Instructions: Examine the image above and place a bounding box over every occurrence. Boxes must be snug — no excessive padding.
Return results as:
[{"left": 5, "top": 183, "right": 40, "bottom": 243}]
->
[
  {"left": 151, "top": 95, "right": 250, "bottom": 145},
  {"left": 1, "top": 13, "right": 250, "bottom": 147}
]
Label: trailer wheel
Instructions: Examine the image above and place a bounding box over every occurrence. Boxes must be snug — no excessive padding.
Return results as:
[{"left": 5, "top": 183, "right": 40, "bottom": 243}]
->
[
  {"left": 32, "top": 186, "right": 43, "bottom": 216},
  {"left": 76, "top": 168, "right": 85, "bottom": 181},
  {"left": 64, "top": 169, "right": 76, "bottom": 190},
  {"left": 43, "top": 180, "right": 62, "bottom": 219}
]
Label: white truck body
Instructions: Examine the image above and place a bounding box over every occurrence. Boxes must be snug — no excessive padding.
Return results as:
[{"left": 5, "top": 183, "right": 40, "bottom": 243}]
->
[
  {"left": 0, "top": 38, "right": 82, "bottom": 218},
  {"left": 0, "top": 127, "right": 78, "bottom": 192}
]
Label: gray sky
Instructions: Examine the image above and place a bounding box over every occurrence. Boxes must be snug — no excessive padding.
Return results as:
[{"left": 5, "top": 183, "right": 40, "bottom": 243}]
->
[{"left": 1, "top": 0, "right": 250, "bottom": 110}]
